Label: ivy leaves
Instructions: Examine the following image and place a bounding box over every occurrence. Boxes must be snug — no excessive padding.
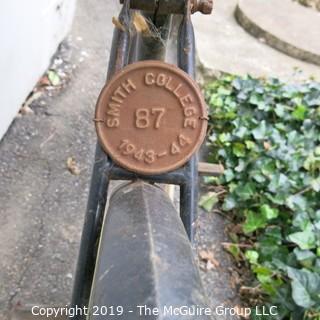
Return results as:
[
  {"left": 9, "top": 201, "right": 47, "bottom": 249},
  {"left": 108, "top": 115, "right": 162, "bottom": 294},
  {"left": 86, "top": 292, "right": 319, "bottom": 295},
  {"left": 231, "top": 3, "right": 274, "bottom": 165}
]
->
[
  {"left": 243, "top": 205, "right": 279, "bottom": 234},
  {"left": 205, "top": 75, "right": 320, "bottom": 319},
  {"left": 287, "top": 267, "right": 320, "bottom": 309}
]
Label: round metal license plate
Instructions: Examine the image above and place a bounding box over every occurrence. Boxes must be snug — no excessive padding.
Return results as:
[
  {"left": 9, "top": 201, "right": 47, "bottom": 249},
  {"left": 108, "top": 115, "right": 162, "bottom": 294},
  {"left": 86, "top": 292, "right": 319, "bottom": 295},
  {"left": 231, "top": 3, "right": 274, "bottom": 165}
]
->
[{"left": 95, "top": 60, "right": 207, "bottom": 175}]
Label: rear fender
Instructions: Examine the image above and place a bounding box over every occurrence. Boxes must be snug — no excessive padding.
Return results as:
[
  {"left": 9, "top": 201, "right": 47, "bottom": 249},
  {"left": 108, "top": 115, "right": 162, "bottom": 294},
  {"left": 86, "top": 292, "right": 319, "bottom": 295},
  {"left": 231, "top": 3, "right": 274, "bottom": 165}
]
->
[{"left": 88, "top": 181, "right": 211, "bottom": 319}]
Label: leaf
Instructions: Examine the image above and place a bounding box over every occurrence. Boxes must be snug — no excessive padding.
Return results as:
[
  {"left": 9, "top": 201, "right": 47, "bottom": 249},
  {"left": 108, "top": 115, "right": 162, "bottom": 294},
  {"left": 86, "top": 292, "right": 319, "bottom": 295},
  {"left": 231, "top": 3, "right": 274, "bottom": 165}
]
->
[
  {"left": 224, "top": 243, "right": 241, "bottom": 260},
  {"left": 286, "top": 194, "right": 307, "bottom": 211},
  {"left": 275, "top": 104, "right": 285, "bottom": 117},
  {"left": 235, "top": 182, "right": 256, "bottom": 200},
  {"left": 223, "top": 169, "right": 234, "bottom": 182},
  {"left": 234, "top": 126, "right": 248, "bottom": 138},
  {"left": 288, "top": 228, "right": 316, "bottom": 250},
  {"left": 290, "top": 279, "right": 313, "bottom": 308},
  {"left": 260, "top": 204, "right": 279, "bottom": 220},
  {"left": 245, "top": 250, "right": 259, "bottom": 264},
  {"left": 287, "top": 267, "right": 320, "bottom": 308},
  {"left": 47, "top": 70, "right": 60, "bottom": 86},
  {"left": 268, "top": 173, "right": 290, "bottom": 194},
  {"left": 218, "top": 132, "right": 231, "bottom": 143},
  {"left": 252, "top": 172, "right": 266, "bottom": 183},
  {"left": 222, "top": 195, "right": 237, "bottom": 211},
  {"left": 232, "top": 142, "right": 246, "bottom": 157},
  {"left": 311, "top": 177, "right": 320, "bottom": 192},
  {"left": 245, "top": 140, "right": 256, "bottom": 150},
  {"left": 304, "top": 90, "right": 320, "bottom": 106},
  {"left": 292, "top": 105, "right": 307, "bottom": 120},
  {"left": 199, "top": 192, "right": 219, "bottom": 212},
  {"left": 252, "top": 121, "right": 267, "bottom": 140},
  {"left": 293, "top": 248, "right": 316, "bottom": 268},
  {"left": 217, "top": 86, "right": 232, "bottom": 96},
  {"left": 243, "top": 210, "right": 267, "bottom": 233},
  {"left": 198, "top": 249, "right": 220, "bottom": 269},
  {"left": 253, "top": 265, "right": 273, "bottom": 284},
  {"left": 66, "top": 157, "right": 80, "bottom": 175},
  {"left": 203, "top": 176, "right": 218, "bottom": 184}
]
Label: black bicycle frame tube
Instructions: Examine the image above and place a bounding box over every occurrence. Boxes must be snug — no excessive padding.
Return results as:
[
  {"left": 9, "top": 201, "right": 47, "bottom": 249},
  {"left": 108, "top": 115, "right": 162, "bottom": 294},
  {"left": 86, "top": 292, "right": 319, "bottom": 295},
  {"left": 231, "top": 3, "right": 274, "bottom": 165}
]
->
[
  {"left": 178, "top": 0, "right": 198, "bottom": 242},
  {"left": 70, "top": 1, "right": 131, "bottom": 315},
  {"left": 70, "top": 0, "right": 198, "bottom": 316}
]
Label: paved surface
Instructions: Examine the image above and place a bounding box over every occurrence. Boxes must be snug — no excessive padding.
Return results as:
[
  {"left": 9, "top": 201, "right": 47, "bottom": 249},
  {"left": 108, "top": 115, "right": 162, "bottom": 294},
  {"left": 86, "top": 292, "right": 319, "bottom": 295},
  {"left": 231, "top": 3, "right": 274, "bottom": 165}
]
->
[
  {"left": 0, "top": 1, "right": 238, "bottom": 319},
  {"left": 0, "top": 1, "right": 119, "bottom": 318},
  {"left": 193, "top": 0, "right": 320, "bottom": 80},
  {"left": 236, "top": 0, "right": 320, "bottom": 66}
]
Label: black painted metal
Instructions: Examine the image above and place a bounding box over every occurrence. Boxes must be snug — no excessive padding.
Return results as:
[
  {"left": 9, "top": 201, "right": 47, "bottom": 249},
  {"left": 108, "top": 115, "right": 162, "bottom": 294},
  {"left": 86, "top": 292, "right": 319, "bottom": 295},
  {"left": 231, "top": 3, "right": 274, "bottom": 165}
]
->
[
  {"left": 70, "top": 0, "right": 200, "bottom": 317},
  {"left": 88, "top": 182, "right": 211, "bottom": 320},
  {"left": 70, "top": 1, "right": 131, "bottom": 316},
  {"left": 119, "top": 0, "right": 185, "bottom": 14},
  {"left": 177, "top": 0, "right": 198, "bottom": 242},
  {"left": 109, "top": 164, "right": 188, "bottom": 185},
  {"left": 119, "top": 0, "right": 213, "bottom": 15}
]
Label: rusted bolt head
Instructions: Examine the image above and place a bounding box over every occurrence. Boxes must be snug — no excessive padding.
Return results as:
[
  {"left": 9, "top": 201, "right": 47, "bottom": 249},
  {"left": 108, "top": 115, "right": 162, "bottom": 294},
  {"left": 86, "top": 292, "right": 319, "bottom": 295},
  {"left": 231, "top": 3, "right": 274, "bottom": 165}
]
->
[{"left": 192, "top": 0, "right": 213, "bottom": 14}]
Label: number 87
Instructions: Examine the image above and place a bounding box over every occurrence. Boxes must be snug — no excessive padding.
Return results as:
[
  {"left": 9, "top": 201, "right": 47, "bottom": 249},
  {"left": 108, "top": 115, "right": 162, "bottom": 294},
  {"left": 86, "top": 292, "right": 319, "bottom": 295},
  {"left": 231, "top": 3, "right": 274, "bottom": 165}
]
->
[{"left": 135, "top": 107, "right": 165, "bottom": 129}]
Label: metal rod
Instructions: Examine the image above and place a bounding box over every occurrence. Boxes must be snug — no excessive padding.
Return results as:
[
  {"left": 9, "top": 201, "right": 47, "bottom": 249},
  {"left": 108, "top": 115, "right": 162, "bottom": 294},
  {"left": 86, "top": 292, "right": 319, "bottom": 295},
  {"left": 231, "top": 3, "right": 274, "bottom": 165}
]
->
[
  {"left": 69, "top": 1, "right": 131, "bottom": 316},
  {"left": 109, "top": 165, "right": 188, "bottom": 185},
  {"left": 178, "top": 0, "right": 198, "bottom": 242},
  {"left": 119, "top": 0, "right": 213, "bottom": 15}
]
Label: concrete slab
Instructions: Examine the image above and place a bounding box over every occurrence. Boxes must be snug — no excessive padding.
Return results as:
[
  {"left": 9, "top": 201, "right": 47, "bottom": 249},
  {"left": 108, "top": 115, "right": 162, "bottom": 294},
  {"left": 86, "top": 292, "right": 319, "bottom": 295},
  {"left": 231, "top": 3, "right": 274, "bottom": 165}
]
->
[
  {"left": 192, "top": 0, "right": 320, "bottom": 80},
  {"left": 236, "top": 0, "right": 320, "bottom": 66}
]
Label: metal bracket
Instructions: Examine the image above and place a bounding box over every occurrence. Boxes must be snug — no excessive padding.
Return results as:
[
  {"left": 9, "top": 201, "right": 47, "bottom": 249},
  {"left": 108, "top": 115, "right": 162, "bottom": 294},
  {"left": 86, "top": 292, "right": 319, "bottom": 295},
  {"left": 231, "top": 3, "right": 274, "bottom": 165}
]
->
[{"left": 119, "top": 0, "right": 213, "bottom": 14}]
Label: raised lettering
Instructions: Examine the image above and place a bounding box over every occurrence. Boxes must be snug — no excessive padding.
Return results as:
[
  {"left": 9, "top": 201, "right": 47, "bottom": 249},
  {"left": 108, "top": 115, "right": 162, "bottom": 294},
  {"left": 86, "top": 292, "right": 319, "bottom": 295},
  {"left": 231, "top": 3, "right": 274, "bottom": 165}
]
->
[
  {"left": 173, "top": 83, "right": 183, "bottom": 98},
  {"left": 180, "top": 94, "right": 193, "bottom": 107},
  {"left": 178, "top": 134, "right": 191, "bottom": 147},
  {"left": 171, "top": 142, "right": 181, "bottom": 155},
  {"left": 184, "top": 106, "right": 196, "bottom": 117},
  {"left": 106, "top": 118, "right": 119, "bottom": 128},
  {"left": 156, "top": 73, "right": 166, "bottom": 86},
  {"left": 145, "top": 150, "right": 156, "bottom": 164},
  {"left": 114, "top": 86, "right": 126, "bottom": 99},
  {"left": 184, "top": 118, "right": 197, "bottom": 129},
  {"left": 145, "top": 73, "right": 155, "bottom": 85},
  {"left": 134, "top": 149, "right": 144, "bottom": 161},
  {"left": 107, "top": 103, "right": 120, "bottom": 116},
  {"left": 122, "top": 78, "right": 136, "bottom": 94},
  {"left": 165, "top": 76, "right": 174, "bottom": 91}
]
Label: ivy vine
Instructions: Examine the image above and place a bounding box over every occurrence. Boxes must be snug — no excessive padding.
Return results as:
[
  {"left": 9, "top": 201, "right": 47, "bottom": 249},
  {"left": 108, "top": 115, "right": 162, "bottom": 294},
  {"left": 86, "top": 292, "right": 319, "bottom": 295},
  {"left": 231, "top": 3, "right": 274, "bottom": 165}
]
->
[{"left": 203, "top": 75, "right": 320, "bottom": 319}]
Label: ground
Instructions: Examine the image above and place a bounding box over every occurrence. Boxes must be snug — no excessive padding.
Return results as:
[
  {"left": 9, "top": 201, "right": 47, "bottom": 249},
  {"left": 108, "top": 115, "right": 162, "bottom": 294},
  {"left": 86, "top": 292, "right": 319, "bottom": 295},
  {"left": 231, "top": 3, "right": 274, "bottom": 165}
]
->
[{"left": 1, "top": 0, "right": 319, "bottom": 319}]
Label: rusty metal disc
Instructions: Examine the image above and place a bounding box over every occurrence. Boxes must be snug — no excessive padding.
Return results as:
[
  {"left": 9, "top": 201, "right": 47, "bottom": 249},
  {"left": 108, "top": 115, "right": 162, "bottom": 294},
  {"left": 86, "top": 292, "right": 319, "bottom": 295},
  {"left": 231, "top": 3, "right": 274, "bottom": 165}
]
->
[{"left": 95, "top": 60, "right": 207, "bottom": 175}]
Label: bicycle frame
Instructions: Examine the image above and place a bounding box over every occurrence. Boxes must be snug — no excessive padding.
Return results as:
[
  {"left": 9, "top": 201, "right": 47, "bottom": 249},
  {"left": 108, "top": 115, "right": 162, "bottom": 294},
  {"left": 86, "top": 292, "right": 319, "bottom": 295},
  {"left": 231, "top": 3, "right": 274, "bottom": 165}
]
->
[{"left": 71, "top": 0, "right": 199, "bottom": 315}]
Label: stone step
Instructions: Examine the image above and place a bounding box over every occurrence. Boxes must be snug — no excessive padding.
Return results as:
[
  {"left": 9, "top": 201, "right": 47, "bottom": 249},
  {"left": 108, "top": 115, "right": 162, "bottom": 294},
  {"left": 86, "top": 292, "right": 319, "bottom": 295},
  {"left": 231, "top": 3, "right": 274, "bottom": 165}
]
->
[
  {"left": 192, "top": 0, "right": 320, "bottom": 80},
  {"left": 235, "top": 0, "right": 320, "bottom": 66}
]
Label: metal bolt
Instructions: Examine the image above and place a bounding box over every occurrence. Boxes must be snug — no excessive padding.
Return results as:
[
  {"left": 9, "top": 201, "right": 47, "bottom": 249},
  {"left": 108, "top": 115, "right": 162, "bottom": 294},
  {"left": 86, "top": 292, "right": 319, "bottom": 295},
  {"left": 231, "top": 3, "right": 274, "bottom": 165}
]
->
[{"left": 191, "top": 0, "right": 213, "bottom": 14}]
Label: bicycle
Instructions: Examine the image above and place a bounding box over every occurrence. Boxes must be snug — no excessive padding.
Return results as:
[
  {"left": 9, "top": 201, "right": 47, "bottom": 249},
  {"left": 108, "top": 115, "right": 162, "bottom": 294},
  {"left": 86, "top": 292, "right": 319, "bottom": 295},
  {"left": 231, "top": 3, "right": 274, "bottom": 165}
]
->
[{"left": 70, "top": 0, "right": 215, "bottom": 319}]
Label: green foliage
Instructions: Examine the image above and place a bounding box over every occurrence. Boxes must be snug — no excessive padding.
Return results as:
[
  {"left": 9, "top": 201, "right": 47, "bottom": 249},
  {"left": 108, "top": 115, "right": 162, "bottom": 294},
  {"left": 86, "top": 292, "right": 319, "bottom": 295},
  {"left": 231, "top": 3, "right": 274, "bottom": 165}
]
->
[
  {"left": 205, "top": 75, "right": 320, "bottom": 319},
  {"left": 199, "top": 192, "right": 219, "bottom": 212}
]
